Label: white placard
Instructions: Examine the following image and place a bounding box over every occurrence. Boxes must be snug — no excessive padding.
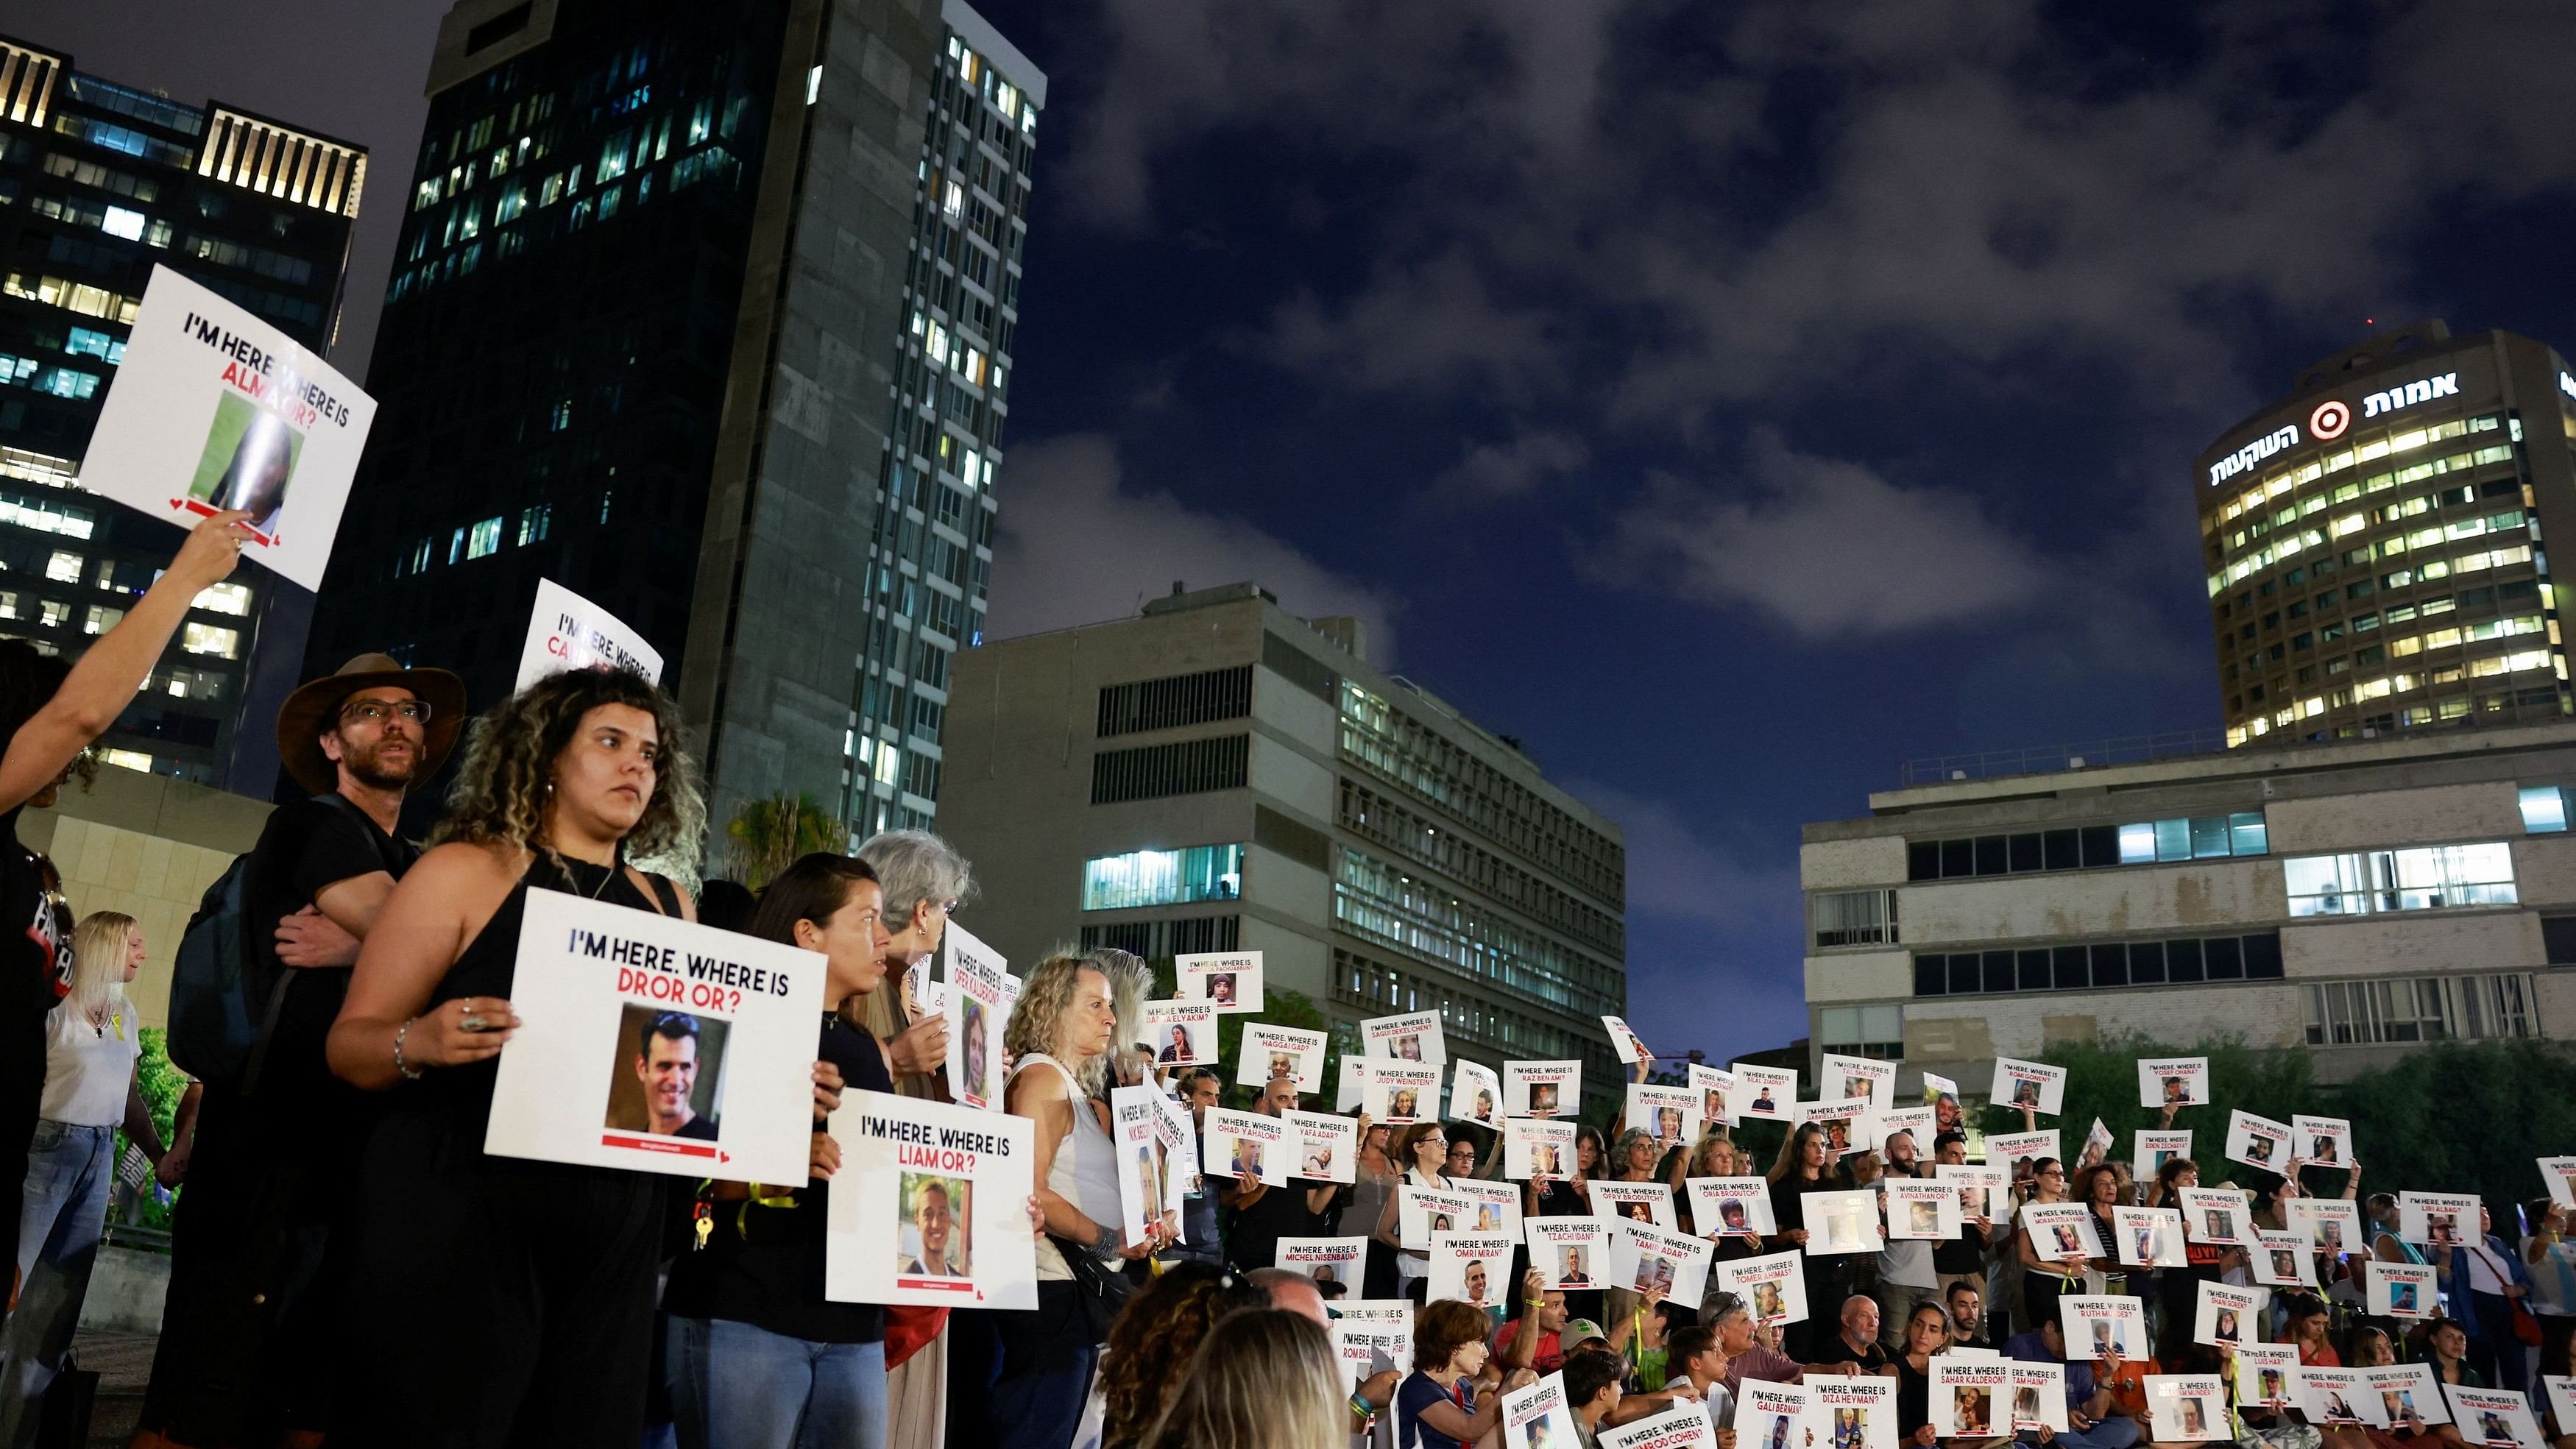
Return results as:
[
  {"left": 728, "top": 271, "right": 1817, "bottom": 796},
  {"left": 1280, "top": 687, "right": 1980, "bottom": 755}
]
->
[
  {"left": 1821, "top": 1052, "right": 1897, "bottom": 1113},
  {"left": 1603, "top": 1400, "right": 1719, "bottom": 1449},
  {"left": 1144, "top": 1000, "right": 1214, "bottom": 1066},
  {"left": 1399, "top": 1184, "right": 1476, "bottom": 1250},
  {"left": 515, "top": 577, "right": 664, "bottom": 691},
  {"left": 2299, "top": 1367, "right": 2378, "bottom": 1427},
  {"left": 1602, "top": 1015, "right": 1655, "bottom": 1069},
  {"left": 1151, "top": 1092, "right": 1197, "bottom": 1216},
  {"left": 1110, "top": 1085, "right": 1165, "bottom": 1245},
  {"left": 1609, "top": 1218, "right": 1713, "bottom": 1304},
  {"left": 1236, "top": 1023, "right": 1327, "bottom": 1093},
  {"left": 2235, "top": 1344, "right": 2298, "bottom": 1411},
  {"left": 1688, "top": 1175, "right": 1778, "bottom": 1238},
  {"left": 1528, "top": 1215, "right": 1615, "bottom": 1290},
  {"left": 1803, "top": 1188, "right": 1884, "bottom": 1255},
  {"left": 1729, "top": 1063, "right": 1797, "bottom": 1122},
  {"left": 2194, "top": 1280, "right": 2264, "bottom": 1347},
  {"left": 1176, "top": 950, "right": 1262, "bottom": 1013},
  {"left": 2022, "top": 1201, "right": 2105, "bottom": 1263},
  {"left": 1810, "top": 1375, "right": 1896, "bottom": 1449},
  {"left": 1629, "top": 1083, "right": 1702, "bottom": 1156},
  {"left": 2181, "top": 1186, "right": 2256, "bottom": 1245},
  {"left": 2143, "top": 1375, "right": 2226, "bottom": 1444},
  {"left": 2058, "top": 1295, "right": 2147, "bottom": 1358},
  {"left": 2447, "top": 1386, "right": 2544, "bottom": 1449},
  {"left": 1504, "top": 1116, "right": 1576, "bottom": 1180},
  {"left": 1450, "top": 1060, "right": 1503, "bottom": 1127},
  {"left": 2252, "top": 1229, "right": 2315, "bottom": 1288},
  {"left": 1691, "top": 1063, "right": 1737, "bottom": 1127},
  {"left": 2370, "top": 1365, "right": 2446, "bottom": 1428},
  {"left": 944, "top": 922, "right": 1013, "bottom": 1112},
  {"left": 1936, "top": 1163, "right": 2006, "bottom": 1222},
  {"left": 78, "top": 265, "right": 374, "bottom": 589},
  {"left": 1331, "top": 1301, "right": 1412, "bottom": 1395},
  {"left": 2399, "top": 1190, "right": 2478, "bottom": 1248},
  {"left": 484, "top": 888, "right": 824, "bottom": 1181},
  {"left": 2541, "top": 1158, "right": 2576, "bottom": 1211},
  {"left": 1719, "top": 1249, "right": 1810, "bottom": 1326},
  {"left": 1285, "top": 1109, "right": 1357, "bottom": 1184},
  {"left": 1884, "top": 1179, "right": 1962, "bottom": 1240},
  {"left": 1335, "top": 1055, "right": 1367, "bottom": 1113},
  {"left": 2076, "top": 1117, "right": 2114, "bottom": 1169},
  {"left": 1362, "top": 1060, "right": 1440, "bottom": 1124},
  {"left": 2287, "top": 1197, "right": 2364, "bottom": 1257},
  {"left": 1738, "top": 1383, "right": 1814, "bottom": 1449},
  {"left": 2135, "top": 1130, "right": 2193, "bottom": 1176},
  {"left": 2137, "top": 1055, "right": 2209, "bottom": 1109},
  {"left": 2367, "top": 1260, "right": 2437, "bottom": 1318},
  {"left": 1933, "top": 1358, "right": 2011, "bottom": 1439},
  {"left": 1454, "top": 1178, "right": 1521, "bottom": 1237},
  {"left": 1362, "top": 1009, "right": 1447, "bottom": 1066},
  {"left": 1984, "top": 1130, "right": 2059, "bottom": 1173},
  {"left": 2224, "top": 1109, "right": 2293, "bottom": 1172},
  {"left": 1504, "top": 1060, "right": 1582, "bottom": 1118},
  {"left": 2546, "top": 1376, "right": 2576, "bottom": 1439},
  {"left": 1427, "top": 1230, "right": 1515, "bottom": 1309},
  {"left": 1274, "top": 1235, "right": 1365, "bottom": 1289},
  {"left": 1504, "top": 1372, "right": 1581, "bottom": 1449},
  {"left": 1205, "top": 1107, "right": 1287, "bottom": 1187},
  {"left": 2009, "top": 1361, "right": 2069, "bottom": 1433},
  {"left": 1868, "top": 1106, "right": 1936, "bottom": 1155},
  {"left": 1592, "top": 1180, "right": 1680, "bottom": 1232},
  {"left": 2292, "top": 1113, "right": 2353, "bottom": 1168},
  {"left": 1991, "top": 1057, "right": 2067, "bottom": 1116},
  {"left": 2116, "top": 1206, "right": 2186, "bottom": 1268},
  {"left": 1797, "top": 1097, "right": 1871, "bottom": 1158},
  {"left": 823, "top": 1088, "right": 1036, "bottom": 1309}
]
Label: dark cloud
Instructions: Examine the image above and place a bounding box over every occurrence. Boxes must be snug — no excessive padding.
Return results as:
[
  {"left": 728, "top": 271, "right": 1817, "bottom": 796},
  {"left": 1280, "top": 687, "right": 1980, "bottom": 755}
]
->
[{"left": 1429, "top": 428, "right": 1590, "bottom": 504}]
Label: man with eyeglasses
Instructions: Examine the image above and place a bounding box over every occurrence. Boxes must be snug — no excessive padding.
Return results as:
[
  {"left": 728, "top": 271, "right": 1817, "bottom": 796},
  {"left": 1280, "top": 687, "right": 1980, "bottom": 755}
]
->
[{"left": 140, "top": 653, "right": 465, "bottom": 1449}]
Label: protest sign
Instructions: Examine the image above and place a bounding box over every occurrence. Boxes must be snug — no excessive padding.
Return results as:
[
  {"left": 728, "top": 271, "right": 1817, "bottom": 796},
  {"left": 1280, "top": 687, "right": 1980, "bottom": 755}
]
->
[
  {"left": 2076, "top": 1117, "right": 2115, "bottom": 1169},
  {"left": 1362, "top": 1008, "right": 1447, "bottom": 1066},
  {"left": 1730, "top": 1063, "right": 1797, "bottom": 1122},
  {"left": 2254, "top": 1230, "right": 2316, "bottom": 1288},
  {"left": 1273, "top": 1236, "right": 1365, "bottom": 1291},
  {"left": 2137, "top": 1056, "right": 2209, "bottom": 1110},
  {"left": 2446, "top": 1386, "right": 2543, "bottom": 1449},
  {"left": 2143, "top": 1375, "right": 2226, "bottom": 1444},
  {"left": 1804, "top": 1188, "right": 1884, "bottom": 1255},
  {"left": 1205, "top": 1107, "right": 1287, "bottom": 1187},
  {"left": 2135, "top": 1130, "right": 2193, "bottom": 1177},
  {"left": 1151, "top": 1092, "right": 1197, "bottom": 1216},
  {"left": 1592, "top": 1180, "right": 1679, "bottom": 1232},
  {"left": 1399, "top": 1184, "right": 1477, "bottom": 1250},
  {"left": 2368, "top": 1260, "right": 2438, "bottom": 1318},
  {"left": 2299, "top": 1367, "right": 2377, "bottom": 1427},
  {"left": 1984, "top": 1130, "right": 2059, "bottom": 1175},
  {"left": 1603, "top": 1015, "right": 1656, "bottom": 1069},
  {"left": 1285, "top": 1109, "right": 1357, "bottom": 1184},
  {"left": 1236, "top": 1022, "right": 1327, "bottom": 1093},
  {"left": 2288, "top": 1197, "right": 2364, "bottom": 1258},
  {"left": 2293, "top": 1113, "right": 2354, "bottom": 1168},
  {"left": 1504, "top": 1116, "right": 1577, "bottom": 1180},
  {"left": 2022, "top": 1201, "right": 2105, "bottom": 1263},
  {"left": 1451, "top": 1060, "right": 1503, "bottom": 1127},
  {"left": 1331, "top": 1301, "right": 1412, "bottom": 1395},
  {"left": 2542, "top": 1157, "right": 2576, "bottom": 1211},
  {"left": 514, "top": 578, "right": 664, "bottom": 691},
  {"left": 1923, "top": 1071, "right": 1961, "bottom": 1116},
  {"left": 1143, "top": 1000, "right": 1214, "bottom": 1066},
  {"left": 902, "top": 956, "right": 937, "bottom": 1024},
  {"left": 2181, "top": 1186, "right": 2256, "bottom": 1245},
  {"left": 1691, "top": 1063, "right": 1736, "bottom": 1127},
  {"left": 2009, "top": 1362, "right": 2069, "bottom": 1434},
  {"left": 1454, "top": 1178, "right": 1521, "bottom": 1236},
  {"left": 1527, "top": 1215, "right": 1614, "bottom": 1290},
  {"left": 1687, "top": 1175, "right": 1777, "bottom": 1239},
  {"left": 1362, "top": 1060, "right": 1440, "bottom": 1124},
  {"left": 1885, "top": 1179, "right": 1961, "bottom": 1240},
  {"left": 2117, "top": 1207, "right": 2186, "bottom": 1268},
  {"left": 1604, "top": 1401, "right": 1719, "bottom": 1449},
  {"left": 1936, "top": 1163, "right": 2007, "bottom": 1222},
  {"left": 485, "top": 888, "right": 824, "bottom": 1181},
  {"left": 1738, "top": 1383, "right": 1815, "bottom": 1449},
  {"left": 1933, "top": 1358, "right": 2009, "bottom": 1439},
  {"left": 1428, "top": 1230, "right": 1515, "bottom": 1311},
  {"left": 1797, "top": 1097, "right": 1871, "bottom": 1158},
  {"left": 2224, "top": 1109, "right": 2293, "bottom": 1172},
  {"left": 1722, "top": 1249, "right": 1811, "bottom": 1326},
  {"left": 1868, "top": 1106, "right": 1935, "bottom": 1155},
  {"left": 1821, "top": 1052, "right": 1897, "bottom": 1113},
  {"left": 1175, "top": 950, "right": 1261, "bottom": 1013},
  {"left": 1504, "top": 1060, "right": 1582, "bottom": 1118},
  {"left": 77, "top": 265, "right": 374, "bottom": 589},
  {"left": 1629, "top": 1083, "right": 1701, "bottom": 1157},
  {"left": 1991, "top": 1057, "right": 2066, "bottom": 1115},
  {"left": 824, "top": 1088, "right": 1036, "bottom": 1308},
  {"left": 1336, "top": 1055, "right": 1367, "bottom": 1112},
  {"left": 2547, "top": 1378, "right": 2576, "bottom": 1439},
  {"left": 2235, "top": 1344, "right": 2298, "bottom": 1411},
  {"left": 944, "top": 922, "right": 1013, "bottom": 1111},
  {"left": 1504, "top": 1372, "right": 1581, "bottom": 1449},
  {"left": 2195, "top": 1280, "right": 2264, "bottom": 1347},
  {"left": 2370, "top": 1364, "right": 2446, "bottom": 1427},
  {"left": 1110, "top": 1085, "right": 1166, "bottom": 1246},
  {"left": 2399, "top": 1191, "right": 2479, "bottom": 1249},
  {"left": 2059, "top": 1296, "right": 2146, "bottom": 1358},
  {"left": 1810, "top": 1375, "right": 1895, "bottom": 1449}
]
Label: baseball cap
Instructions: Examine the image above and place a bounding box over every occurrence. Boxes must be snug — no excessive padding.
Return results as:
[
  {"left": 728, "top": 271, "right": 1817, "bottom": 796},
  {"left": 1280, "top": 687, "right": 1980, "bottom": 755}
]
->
[{"left": 1561, "top": 1318, "right": 1610, "bottom": 1349}]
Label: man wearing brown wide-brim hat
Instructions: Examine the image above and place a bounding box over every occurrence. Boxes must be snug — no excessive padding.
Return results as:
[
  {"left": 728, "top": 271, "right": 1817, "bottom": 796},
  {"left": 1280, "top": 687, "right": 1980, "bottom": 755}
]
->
[{"left": 137, "top": 653, "right": 465, "bottom": 1448}]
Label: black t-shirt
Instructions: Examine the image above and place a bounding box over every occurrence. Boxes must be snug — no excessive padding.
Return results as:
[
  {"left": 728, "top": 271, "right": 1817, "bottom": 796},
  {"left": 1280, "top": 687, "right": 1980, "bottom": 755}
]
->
[
  {"left": 662, "top": 1013, "right": 888, "bottom": 1343},
  {"left": 0, "top": 808, "right": 70, "bottom": 1258},
  {"left": 1933, "top": 1219, "right": 1989, "bottom": 1275},
  {"left": 245, "top": 794, "right": 415, "bottom": 1113},
  {"left": 1225, "top": 1155, "right": 1313, "bottom": 1272}
]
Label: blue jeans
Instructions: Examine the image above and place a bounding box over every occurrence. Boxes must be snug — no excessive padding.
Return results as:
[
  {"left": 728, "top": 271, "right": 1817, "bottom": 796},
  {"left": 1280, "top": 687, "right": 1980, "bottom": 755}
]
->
[
  {"left": 2019, "top": 1418, "right": 2142, "bottom": 1449},
  {"left": 666, "top": 1315, "right": 886, "bottom": 1449},
  {"left": 0, "top": 1122, "right": 115, "bottom": 1449},
  {"left": 949, "top": 1286, "right": 1099, "bottom": 1449}
]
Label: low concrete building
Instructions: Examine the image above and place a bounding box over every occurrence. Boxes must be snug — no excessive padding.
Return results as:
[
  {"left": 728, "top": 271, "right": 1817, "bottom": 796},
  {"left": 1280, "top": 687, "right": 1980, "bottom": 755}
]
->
[{"left": 1802, "top": 720, "right": 2576, "bottom": 1088}]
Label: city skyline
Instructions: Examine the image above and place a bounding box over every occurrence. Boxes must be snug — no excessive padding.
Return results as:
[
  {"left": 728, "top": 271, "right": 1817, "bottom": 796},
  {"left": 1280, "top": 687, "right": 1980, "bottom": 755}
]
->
[{"left": 21, "top": 0, "right": 2576, "bottom": 1063}]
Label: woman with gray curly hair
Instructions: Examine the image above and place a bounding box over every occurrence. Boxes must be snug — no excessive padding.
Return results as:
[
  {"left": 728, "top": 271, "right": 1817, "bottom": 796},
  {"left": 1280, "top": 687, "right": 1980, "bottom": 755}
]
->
[
  {"left": 856, "top": 829, "right": 972, "bottom": 1083},
  {"left": 325, "top": 667, "right": 712, "bottom": 1446}
]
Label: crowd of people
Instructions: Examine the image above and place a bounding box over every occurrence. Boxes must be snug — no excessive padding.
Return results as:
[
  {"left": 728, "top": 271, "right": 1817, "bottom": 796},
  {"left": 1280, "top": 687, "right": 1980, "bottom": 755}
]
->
[{"left": 0, "top": 512, "right": 2568, "bottom": 1449}]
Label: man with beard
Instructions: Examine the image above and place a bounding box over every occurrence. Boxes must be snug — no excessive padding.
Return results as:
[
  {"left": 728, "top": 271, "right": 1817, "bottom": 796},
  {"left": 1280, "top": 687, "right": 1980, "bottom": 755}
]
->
[{"left": 138, "top": 653, "right": 463, "bottom": 1449}]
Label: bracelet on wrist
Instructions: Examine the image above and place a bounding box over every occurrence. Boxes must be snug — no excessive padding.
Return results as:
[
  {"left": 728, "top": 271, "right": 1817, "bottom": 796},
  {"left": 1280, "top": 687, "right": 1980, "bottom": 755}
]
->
[{"left": 392, "top": 1016, "right": 425, "bottom": 1080}]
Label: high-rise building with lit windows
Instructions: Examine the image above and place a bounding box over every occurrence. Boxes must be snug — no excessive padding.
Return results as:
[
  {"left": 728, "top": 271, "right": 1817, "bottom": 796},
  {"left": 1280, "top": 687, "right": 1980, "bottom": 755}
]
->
[
  {"left": 935, "top": 582, "right": 1632, "bottom": 1116},
  {"left": 0, "top": 34, "right": 365, "bottom": 784},
  {"left": 306, "top": 0, "right": 1042, "bottom": 836},
  {"left": 2199, "top": 322, "right": 2576, "bottom": 748}
]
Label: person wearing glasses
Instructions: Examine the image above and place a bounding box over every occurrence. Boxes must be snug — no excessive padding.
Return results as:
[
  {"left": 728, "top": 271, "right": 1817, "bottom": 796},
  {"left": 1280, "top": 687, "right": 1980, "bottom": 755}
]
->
[
  {"left": 137, "top": 652, "right": 467, "bottom": 1449},
  {"left": 2015, "top": 1158, "right": 2090, "bottom": 1333},
  {"left": 1372, "top": 1122, "right": 1458, "bottom": 1291}
]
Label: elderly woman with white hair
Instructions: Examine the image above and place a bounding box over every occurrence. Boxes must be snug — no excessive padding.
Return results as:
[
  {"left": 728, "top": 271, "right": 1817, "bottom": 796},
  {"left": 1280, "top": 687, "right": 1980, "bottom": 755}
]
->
[{"left": 856, "top": 829, "right": 972, "bottom": 1086}]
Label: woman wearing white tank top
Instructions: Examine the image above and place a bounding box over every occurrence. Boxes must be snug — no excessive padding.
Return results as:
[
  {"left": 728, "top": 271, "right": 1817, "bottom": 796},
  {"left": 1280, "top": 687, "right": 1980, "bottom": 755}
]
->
[{"left": 949, "top": 954, "right": 1167, "bottom": 1449}]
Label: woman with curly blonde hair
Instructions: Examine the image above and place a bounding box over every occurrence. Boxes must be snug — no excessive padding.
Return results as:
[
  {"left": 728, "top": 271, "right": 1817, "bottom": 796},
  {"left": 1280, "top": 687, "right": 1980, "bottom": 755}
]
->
[
  {"left": 327, "top": 667, "right": 707, "bottom": 1446},
  {"left": 1141, "top": 1308, "right": 1349, "bottom": 1449}
]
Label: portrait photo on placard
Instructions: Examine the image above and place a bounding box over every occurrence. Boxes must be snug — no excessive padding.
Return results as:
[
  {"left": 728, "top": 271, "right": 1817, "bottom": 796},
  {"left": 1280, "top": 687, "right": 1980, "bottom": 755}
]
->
[
  {"left": 896, "top": 1172, "right": 972, "bottom": 1281},
  {"left": 603, "top": 1005, "right": 729, "bottom": 1142}
]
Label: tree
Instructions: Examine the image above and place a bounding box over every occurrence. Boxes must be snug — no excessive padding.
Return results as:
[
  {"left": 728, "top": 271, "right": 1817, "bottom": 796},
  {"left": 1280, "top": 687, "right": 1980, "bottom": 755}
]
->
[
  {"left": 2335, "top": 1039, "right": 2576, "bottom": 1214},
  {"left": 2024, "top": 1032, "right": 2322, "bottom": 1183},
  {"left": 721, "top": 793, "right": 843, "bottom": 890}
]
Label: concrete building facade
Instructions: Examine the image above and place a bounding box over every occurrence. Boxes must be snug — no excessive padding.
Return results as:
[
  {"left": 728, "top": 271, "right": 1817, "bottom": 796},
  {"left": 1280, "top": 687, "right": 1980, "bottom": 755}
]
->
[
  {"left": 1802, "top": 720, "right": 2576, "bottom": 1088},
  {"left": 938, "top": 584, "right": 1632, "bottom": 1112}
]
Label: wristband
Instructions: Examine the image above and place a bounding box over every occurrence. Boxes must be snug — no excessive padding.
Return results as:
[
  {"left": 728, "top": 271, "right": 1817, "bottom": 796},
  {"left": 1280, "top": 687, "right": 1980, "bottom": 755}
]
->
[{"left": 1350, "top": 1393, "right": 1374, "bottom": 1421}]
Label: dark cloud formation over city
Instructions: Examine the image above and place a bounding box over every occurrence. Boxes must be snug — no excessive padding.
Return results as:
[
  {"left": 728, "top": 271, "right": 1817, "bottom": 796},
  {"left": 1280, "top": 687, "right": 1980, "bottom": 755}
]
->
[{"left": 33, "top": 0, "right": 2576, "bottom": 1061}]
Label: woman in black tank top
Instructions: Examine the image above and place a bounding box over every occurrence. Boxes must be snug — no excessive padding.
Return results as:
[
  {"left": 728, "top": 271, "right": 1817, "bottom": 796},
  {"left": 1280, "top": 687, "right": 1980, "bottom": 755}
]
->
[
  {"left": 665, "top": 851, "right": 901, "bottom": 1449},
  {"left": 328, "top": 668, "right": 709, "bottom": 1448}
]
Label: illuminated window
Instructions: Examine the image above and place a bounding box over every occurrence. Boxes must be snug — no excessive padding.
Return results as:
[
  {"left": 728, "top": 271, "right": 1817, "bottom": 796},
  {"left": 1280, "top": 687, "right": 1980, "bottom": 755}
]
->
[
  {"left": 63, "top": 328, "right": 124, "bottom": 364},
  {"left": 1080, "top": 843, "right": 1245, "bottom": 912},
  {"left": 2304, "top": 971, "right": 2536, "bottom": 1045},
  {"left": 1819, "top": 1005, "right": 1903, "bottom": 1060},
  {"left": 38, "top": 600, "right": 68, "bottom": 629},
  {"left": 44, "top": 551, "right": 82, "bottom": 584},
  {"left": 99, "top": 206, "right": 146, "bottom": 241},
  {"left": 80, "top": 604, "right": 122, "bottom": 635},
  {"left": 1811, "top": 889, "right": 1897, "bottom": 949},
  {"left": 465, "top": 517, "right": 504, "bottom": 559},
  {"left": 182, "top": 622, "right": 240, "bottom": 659},
  {"left": 2284, "top": 843, "right": 2516, "bottom": 916},
  {"left": 191, "top": 582, "right": 252, "bottom": 617},
  {"left": 2520, "top": 786, "right": 2569, "bottom": 834},
  {"left": 98, "top": 749, "right": 152, "bottom": 773}
]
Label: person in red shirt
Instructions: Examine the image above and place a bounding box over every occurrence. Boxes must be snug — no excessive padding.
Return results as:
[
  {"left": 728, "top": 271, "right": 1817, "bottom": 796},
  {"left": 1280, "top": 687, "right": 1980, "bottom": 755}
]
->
[{"left": 1496, "top": 1280, "right": 1576, "bottom": 1374}]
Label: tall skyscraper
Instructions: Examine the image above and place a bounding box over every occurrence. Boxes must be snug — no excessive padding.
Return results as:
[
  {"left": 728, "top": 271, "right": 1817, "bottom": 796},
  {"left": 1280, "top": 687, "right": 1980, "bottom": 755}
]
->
[
  {"left": 2199, "top": 322, "right": 2576, "bottom": 746},
  {"left": 0, "top": 35, "right": 365, "bottom": 784},
  {"left": 307, "top": 0, "right": 1041, "bottom": 841}
]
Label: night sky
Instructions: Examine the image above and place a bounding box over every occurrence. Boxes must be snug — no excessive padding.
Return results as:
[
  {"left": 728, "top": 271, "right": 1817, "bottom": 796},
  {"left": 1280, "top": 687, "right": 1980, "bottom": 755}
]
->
[{"left": 26, "top": 1, "right": 2576, "bottom": 1062}]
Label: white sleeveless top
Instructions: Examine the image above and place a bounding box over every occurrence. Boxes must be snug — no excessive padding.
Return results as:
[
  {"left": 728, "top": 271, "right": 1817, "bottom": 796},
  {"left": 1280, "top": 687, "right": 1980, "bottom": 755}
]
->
[{"left": 1015, "top": 1052, "right": 1121, "bottom": 1281}]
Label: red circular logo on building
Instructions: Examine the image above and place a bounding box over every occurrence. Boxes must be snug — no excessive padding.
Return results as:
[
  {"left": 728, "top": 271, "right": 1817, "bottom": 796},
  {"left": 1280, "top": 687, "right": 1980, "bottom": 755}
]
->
[{"left": 2310, "top": 399, "right": 2350, "bottom": 441}]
